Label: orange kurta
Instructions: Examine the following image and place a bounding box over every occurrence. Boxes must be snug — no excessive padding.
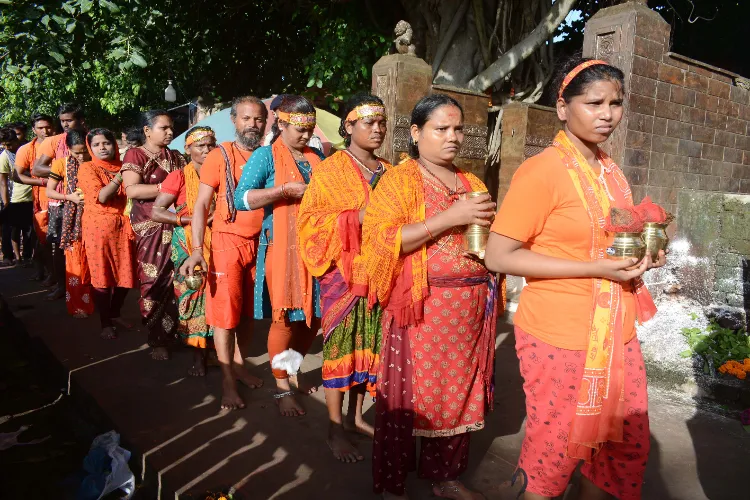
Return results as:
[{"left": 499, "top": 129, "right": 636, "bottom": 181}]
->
[
  {"left": 16, "top": 139, "right": 49, "bottom": 241},
  {"left": 77, "top": 162, "right": 136, "bottom": 289}
]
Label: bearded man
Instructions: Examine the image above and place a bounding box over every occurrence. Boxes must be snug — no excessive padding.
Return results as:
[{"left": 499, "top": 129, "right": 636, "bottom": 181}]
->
[{"left": 180, "top": 96, "right": 268, "bottom": 410}]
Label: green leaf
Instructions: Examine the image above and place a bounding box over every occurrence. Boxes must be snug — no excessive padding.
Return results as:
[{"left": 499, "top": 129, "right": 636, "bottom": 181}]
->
[
  {"left": 99, "top": 0, "right": 120, "bottom": 13},
  {"left": 306, "top": 77, "right": 316, "bottom": 88},
  {"left": 80, "top": 0, "right": 94, "bottom": 13},
  {"left": 679, "top": 350, "right": 693, "bottom": 358},
  {"left": 49, "top": 51, "right": 65, "bottom": 64},
  {"left": 316, "top": 79, "right": 322, "bottom": 88},
  {"left": 66, "top": 21, "right": 77, "bottom": 33},
  {"left": 41, "top": 15, "right": 50, "bottom": 27},
  {"left": 81, "top": 61, "right": 91, "bottom": 70},
  {"left": 130, "top": 51, "right": 147, "bottom": 68}
]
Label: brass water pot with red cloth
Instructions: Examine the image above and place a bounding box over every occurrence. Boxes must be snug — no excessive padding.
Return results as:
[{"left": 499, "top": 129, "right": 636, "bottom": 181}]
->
[{"left": 607, "top": 232, "right": 647, "bottom": 262}]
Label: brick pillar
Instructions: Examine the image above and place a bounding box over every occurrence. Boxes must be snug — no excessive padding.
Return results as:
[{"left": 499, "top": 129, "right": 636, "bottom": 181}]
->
[{"left": 582, "top": 2, "right": 672, "bottom": 208}]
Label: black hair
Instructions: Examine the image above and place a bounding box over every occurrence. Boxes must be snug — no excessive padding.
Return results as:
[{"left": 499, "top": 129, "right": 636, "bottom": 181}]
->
[
  {"left": 86, "top": 127, "right": 117, "bottom": 148},
  {"left": 269, "top": 95, "right": 315, "bottom": 144},
  {"left": 407, "top": 93, "right": 463, "bottom": 158},
  {"left": 125, "top": 127, "right": 143, "bottom": 147},
  {"left": 0, "top": 127, "right": 17, "bottom": 143},
  {"left": 338, "top": 93, "right": 385, "bottom": 147},
  {"left": 30, "top": 113, "right": 54, "bottom": 128},
  {"left": 553, "top": 53, "right": 625, "bottom": 103},
  {"left": 131, "top": 109, "right": 171, "bottom": 145},
  {"left": 9, "top": 121, "right": 27, "bottom": 134},
  {"left": 230, "top": 95, "right": 268, "bottom": 120},
  {"left": 57, "top": 102, "right": 85, "bottom": 120},
  {"left": 65, "top": 128, "right": 87, "bottom": 149}
]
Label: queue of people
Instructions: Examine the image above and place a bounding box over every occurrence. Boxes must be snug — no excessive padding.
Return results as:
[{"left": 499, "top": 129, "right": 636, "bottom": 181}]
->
[{"left": 0, "top": 55, "right": 667, "bottom": 500}]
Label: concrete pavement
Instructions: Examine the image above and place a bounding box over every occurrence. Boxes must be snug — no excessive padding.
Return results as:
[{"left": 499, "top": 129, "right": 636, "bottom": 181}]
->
[{"left": 1, "top": 264, "right": 748, "bottom": 499}]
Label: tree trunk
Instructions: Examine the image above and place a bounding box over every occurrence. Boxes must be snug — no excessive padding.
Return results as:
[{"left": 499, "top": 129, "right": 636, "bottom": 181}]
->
[{"left": 466, "top": 0, "right": 577, "bottom": 92}]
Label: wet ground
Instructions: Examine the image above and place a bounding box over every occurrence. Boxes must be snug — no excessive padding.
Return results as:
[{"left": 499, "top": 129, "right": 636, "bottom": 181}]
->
[{"left": 1, "top": 264, "right": 749, "bottom": 500}]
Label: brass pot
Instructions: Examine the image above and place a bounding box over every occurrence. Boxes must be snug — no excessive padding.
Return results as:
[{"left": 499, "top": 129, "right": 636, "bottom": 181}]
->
[
  {"left": 184, "top": 271, "right": 204, "bottom": 290},
  {"left": 642, "top": 222, "right": 670, "bottom": 261},
  {"left": 607, "top": 232, "right": 646, "bottom": 262},
  {"left": 461, "top": 191, "right": 490, "bottom": 259}
]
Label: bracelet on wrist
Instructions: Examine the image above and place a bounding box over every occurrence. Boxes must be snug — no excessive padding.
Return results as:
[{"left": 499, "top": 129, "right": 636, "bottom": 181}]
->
[
  {"left": 176, "top": 214, "right": 183, "bottom": 227},
  {"left": 422, "top": 220, "right": 434, "bottom": 240},
  {"left": 280, "top": 183, "right": 288, "bottom": 199}
]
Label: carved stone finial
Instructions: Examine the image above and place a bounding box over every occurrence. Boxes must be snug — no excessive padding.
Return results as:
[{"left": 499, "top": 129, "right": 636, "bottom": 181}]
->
[
  {"left": 735, "top": 77, "right": 750, "bottom": 91},
  {"left": 394, "top": 20, "right": 416, "bottom": 56}
]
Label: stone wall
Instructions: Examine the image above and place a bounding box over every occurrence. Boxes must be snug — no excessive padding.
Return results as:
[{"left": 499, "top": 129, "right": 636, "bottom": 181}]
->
[
  {"left": 583, "top": 2, "right": 750, "bottom": 215},
  {"left": 676, "top": 191, "right": 750, "bottom": 325}
]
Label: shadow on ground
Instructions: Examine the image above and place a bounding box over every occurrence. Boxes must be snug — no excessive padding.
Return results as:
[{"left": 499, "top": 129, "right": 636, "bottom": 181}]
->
[{"left": 1, "top": 264, "right": 749, "bottom": 499}]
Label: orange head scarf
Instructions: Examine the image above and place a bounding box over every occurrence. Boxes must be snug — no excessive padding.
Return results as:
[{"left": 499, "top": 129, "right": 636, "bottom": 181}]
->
[{"left": 86, "top": 133, "right": 123, "bottom": 173}]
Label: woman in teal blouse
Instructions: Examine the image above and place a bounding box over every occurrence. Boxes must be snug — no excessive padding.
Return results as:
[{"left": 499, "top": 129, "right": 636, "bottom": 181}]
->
[{"left": 234, "top": 95, "right": 324, "bottom": 418}]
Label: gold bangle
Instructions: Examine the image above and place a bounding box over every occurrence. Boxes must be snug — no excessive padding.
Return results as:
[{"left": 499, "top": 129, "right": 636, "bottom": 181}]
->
[{"left": 280, "top": 183, "right": 288, "bottom": 199}]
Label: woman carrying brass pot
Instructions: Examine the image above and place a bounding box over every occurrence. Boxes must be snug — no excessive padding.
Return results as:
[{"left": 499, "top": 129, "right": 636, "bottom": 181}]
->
[
  {"left": 485, "top": 56, "right": 667, "bottom": 500},
  {"left": 362, "top": 94, "right": 499, "bottom": 500},
  {"left": 151, "top": 126, "right": 217, "bottom": 376}
]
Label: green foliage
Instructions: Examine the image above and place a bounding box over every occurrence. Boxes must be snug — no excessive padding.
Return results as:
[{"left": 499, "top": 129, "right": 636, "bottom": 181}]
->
[
  {"left": 0, "top": 1, "right": 391, "bottom": 129},
  {"left": 301, "top": 2, "right": 390, "bottom": 110},
  {"left": 680, "top": 320, "right": 750, "bottom": 370}
]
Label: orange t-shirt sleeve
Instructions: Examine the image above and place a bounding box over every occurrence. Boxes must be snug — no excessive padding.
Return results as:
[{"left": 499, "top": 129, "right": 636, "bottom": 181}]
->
[
  {"left": 160, "top": 170, "right": 184, "bottom": 196},
  {"left": 491, "top": 155, "right": 557, "bottom": 243},
  {"left": 15, "top": 144, "right": 32, "bottom": 169},
  {"left": 50, "top": 158, "right": 65, "bottom": 177},
  {"left": 37, "top": 136, "right": 57, "bottom": 159},
  {"left": 200, "top": 152, "right": 221, "bottom": 189}
]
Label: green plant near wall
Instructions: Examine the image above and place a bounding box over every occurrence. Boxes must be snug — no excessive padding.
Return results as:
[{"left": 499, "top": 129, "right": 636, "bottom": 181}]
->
[{"left": 680, "top": 320, "right": 750, "bottom": 373}]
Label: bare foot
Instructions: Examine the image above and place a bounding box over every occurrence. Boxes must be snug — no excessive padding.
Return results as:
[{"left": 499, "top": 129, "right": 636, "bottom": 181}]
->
[
  {"left": 73, "top": 312, "right": 88, "bottom": 319},
  {"left": 233, "top": 363, "right": 263, "bottom": 388},
  {"left": 344, "top": 417, "right": 375, "bottom": 439},
  {"left": 276, "top": 392, "right": 306, "bottom": 417},
  {"left": 188, "top": 350, "right": 207, "bottom": 377},
  {"left": 206, "top": 350, "right": 220, "bottom": 367},
  {"left": 112, "top": 317, "right": 133, "bottom": 330},
  {"left": 100, "top": 327, "right": 117, "bottom": 340},
  {"left": 41, "top": 275, "right": 56, "bottom": 287},
  {"left": 432, "top": 481, "right": 486, "bottom": 500},
  {"left": 221, "top": 378, "right": 245, "bottom": 410},
  {"left": 327, "top": 424, "right": 363, "bottom": 463},
  {"left": 289, "top": 374, "right": 318, "bottom": 394},
  {"left": 150, "top": 347, "right": 169, "bottom": 361}
]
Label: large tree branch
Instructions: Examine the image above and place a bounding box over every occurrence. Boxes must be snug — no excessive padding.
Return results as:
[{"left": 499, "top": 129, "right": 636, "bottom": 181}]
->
[{"left": 466, "top": 0, "right": 577, "bottom": 92}]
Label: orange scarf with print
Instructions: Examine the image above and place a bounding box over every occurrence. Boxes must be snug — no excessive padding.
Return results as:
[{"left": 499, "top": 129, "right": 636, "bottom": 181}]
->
[
  {"left": 553, "top": 130, "right": 657, "bottom": 462},
  {"left": 297, "top": 150, "right": 391, "bottom": 295},
  {"left": 183, "top": 162, "right": 212, "bottom": 264},
  {"left": 362, "top": 159, "right": 491, "bottom": 326},
  {"left": 270, "top": 139, "right": 322, "bottom": 326}
]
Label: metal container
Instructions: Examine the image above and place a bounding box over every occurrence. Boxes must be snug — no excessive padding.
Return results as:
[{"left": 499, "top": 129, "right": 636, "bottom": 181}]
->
[
  {"left": 642, "top": 222, "right": 669, "bottom": 261},
  {"left": 461, "top": 191, "right": 490, "bottom": 259},
  {"left": 184, "top": 270, "right": 204, "bottom": 290},
  {"left": 607, "top": 232, "right": 647, "bottom": 262}
]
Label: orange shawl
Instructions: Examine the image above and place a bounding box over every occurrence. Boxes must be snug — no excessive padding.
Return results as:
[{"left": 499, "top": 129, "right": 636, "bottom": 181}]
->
[
  {"left": 270, "top": 139, "right": 323, "bottom": 325},
  {"left": 361, "top": 159, "right": 488, "bottom": 326},
  {"left": 553, "top": 130, "right": 657, "bottom": 462},
  {"left": 297, "top": 151, "right": 391, "bottom": 296},
  {"left": 183, "top": 162, "right": 212, "bottom": 264}
]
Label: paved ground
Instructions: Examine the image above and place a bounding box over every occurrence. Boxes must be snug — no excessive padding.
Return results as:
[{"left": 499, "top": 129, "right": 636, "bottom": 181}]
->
[{"left": 1, "top": 263, "right": 749, "bottom": 500}]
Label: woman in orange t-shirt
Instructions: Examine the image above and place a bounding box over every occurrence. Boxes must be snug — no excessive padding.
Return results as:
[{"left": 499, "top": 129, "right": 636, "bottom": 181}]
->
[{"left": 485, "top": 57, "right": 666, "bottom": 500}]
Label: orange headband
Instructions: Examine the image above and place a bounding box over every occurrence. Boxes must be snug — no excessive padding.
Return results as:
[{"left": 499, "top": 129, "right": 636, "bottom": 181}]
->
[
  {"left": 558, "top": 60, "right": 609, "bottom": 99},
  {"left": 185, "top": 128, "right": 215, "bottom": 148},
  {"left": 277, "top": 111, "right": 316, "bottom": 129},
  {"left": 346, "top": 103, "right": 386, "bottom": 122}
]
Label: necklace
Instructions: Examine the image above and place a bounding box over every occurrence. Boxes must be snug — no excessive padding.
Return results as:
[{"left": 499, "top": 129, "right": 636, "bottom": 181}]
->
[
  {"left": 419, "top": 160, "right": 458, "bottom": 196},
  {"left": 141, "top": 145, "right": 161, "bottom": 157},
  {"left": 345, "top": 149, "right": 381, "bottom": 176},
  {"left": 232, "top": 142, "right": 251, "bottom": 162}
]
